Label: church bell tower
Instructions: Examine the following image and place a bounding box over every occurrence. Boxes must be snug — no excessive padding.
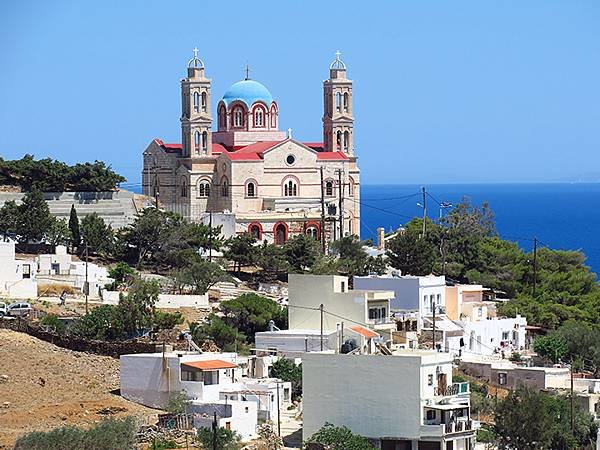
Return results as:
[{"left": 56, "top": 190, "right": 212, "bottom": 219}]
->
[
  {"left": 181, "top": 48, "right": 212, "bottom": 158},
  {"left": 323, "top": 51, "right": 354, "bottom": 156}
]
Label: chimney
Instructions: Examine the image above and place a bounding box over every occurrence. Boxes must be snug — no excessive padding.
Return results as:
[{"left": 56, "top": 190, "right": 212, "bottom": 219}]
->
[{"left": 377, "top": 227, "right": 385, "bottom": 251}]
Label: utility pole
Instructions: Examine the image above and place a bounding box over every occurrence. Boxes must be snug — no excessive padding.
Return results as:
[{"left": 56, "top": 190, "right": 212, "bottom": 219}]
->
[
  {"left": 212, "top": 411, "right": 217, "bottom": 450},
  {"left": 432, "top": 301, "right": 436, "bottom": 352},
  {"left": 319, "top": 167, "right": 326, "bottom": 252},
  {"left": 208, "top": 211, "right": 213, "bottom": 262},
  {"left": 84, "top": 240, "right": 89, "bottom": 315},
  {"left": 320, "top": 303, "right": 324, "bottom": 351},
  {"left": 533, "top": 237, "right": 538, "bottom": 296},
  {"left": 337, "top": 169, "right": 344, "bottom": 239},
  {"left": 421, "top": 186, "right": 427, "bottom": 238},
  {"left": 276, "top": 380, "right": 281, "bottom": 437}
]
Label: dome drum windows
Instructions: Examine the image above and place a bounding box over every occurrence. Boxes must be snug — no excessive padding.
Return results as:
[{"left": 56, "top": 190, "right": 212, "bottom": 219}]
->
[
  {"left": 233, "top": 106, "right": 245, "bottom": 128},
  {"left": 218, "top": 105, "right": 227, "bottom": 130},
  {"left": 253, "top": 106, "right": 266, "bottom": 128}
]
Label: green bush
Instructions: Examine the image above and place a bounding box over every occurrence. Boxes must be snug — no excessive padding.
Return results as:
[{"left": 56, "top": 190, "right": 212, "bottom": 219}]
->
[
  {"left": 149, "top": 438, "right": 178, "bottom": 450},
  {"left": 197, "top": 426, "right": 240, "bottom": 450},
  {"left": 14, "top": 417, "right": 136, "bottom": 450},
  {"left": 39, "top": 314, "right": 65, "bottom": 333}
]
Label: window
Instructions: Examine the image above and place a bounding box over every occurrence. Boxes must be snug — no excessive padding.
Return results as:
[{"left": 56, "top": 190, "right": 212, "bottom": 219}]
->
[
  {"left": 368, "top": 307, "right": 387, "bottom": 320},
  {"left": 336, "top": 131, "right": 342, "bottom": 151},
  {"left": 325, "top": 180, "right": 334, "bottom": 196},
  {"left": 283, "top": 178, "right": 298, "bottom": 197},
  {"left": 498, "top": 372, "right": 507, "bottom": 385},
  {"left": 233, "top": 107, "right": 244, "bottom": 127},
  {"left": 254, "top": 108, "right": 264, "bottom": 127},
  {"left": 286, "top": 154, "right": 295, "bottom": 165},
  {"left": 246, "top": 181, "right": 256, "bottom": 198},
  {"left": 306, "top": 226, "right": 318, "bottom": 239},
  {"left": 426, "top": 409, "right": 435, "bottom": 421},
  {"left": 201, "top": 92, "right": 207, "bottom": 112},
  {"left": 22, "top": 264, "right": 30, "bottom": 279},
  {"left": 180, "top": 178, "right": 187, "bottom": 197},
  {"left": 221, "top": 178, "right": 229, "bottom": 197},
  {"left": 502, "top": 331, "right": 510, "bottom": 341},
  {"left": 219, "top": 105, "right": 226, "bottom": 129},
  {"left": 249, "top": 223, "right": 261, "bottom": 240},
  {"left": 202, "top": 131, "right": 208, "bottom": 154},
  {"left": 203, "top": 370, "right": 219, "bottom": 385},
  {"left": 341, "top": 281, "right": 346, "bottom": 292},
  {"left": 343, "top": 92, "right": 349, "bottom": 112},
  {"left": 245, "top": 407, "right": 249, "bottom": 413},
  {"left": 343, "top": 131, "right": 349, "bottom": 152},
  {"left": 270, "top": 105, "right": 277, "bottom": 127},
  {"left": 198, "top": 181, "right": 211, "bottom": 198},
  {"left": 336, "top": 92, "right": 341, "bottom": 111},
  {"left": 428, "top": 374, "right": 434, "bottom": 386},
  {"left": 274, "top": 223, "right": 288, "bottom": 245},
  {"left": 193, "top": 92, "right": 199, "bottom": 113},
  {"left": 194, "top": 131, "right": 200, "bottom": 153},
  {"left": 478, "top": 307, "right": 483, "bottom": 317},
  {"left": 348, "top": 177, "right": 355, "bottom": 196}
]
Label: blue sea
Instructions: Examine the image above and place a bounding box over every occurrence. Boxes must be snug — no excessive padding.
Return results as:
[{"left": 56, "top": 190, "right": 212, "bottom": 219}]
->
[{"left": 360, "top": 184, "right": 600, "bottom": 276}]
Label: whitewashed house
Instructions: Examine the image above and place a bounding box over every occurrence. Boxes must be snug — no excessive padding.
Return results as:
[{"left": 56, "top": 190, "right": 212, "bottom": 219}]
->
[
  {"left": 256, "top": 274, "right": 394, "bottom": 356},
  {"left": 120, "top": 351, "right": 291, "bottom": 440},
  {"left": 0, "top": 239, "right": 37, "bottom": 299},
  {"left": 303, "top": 350, "right": 477, "bottom": 449}
]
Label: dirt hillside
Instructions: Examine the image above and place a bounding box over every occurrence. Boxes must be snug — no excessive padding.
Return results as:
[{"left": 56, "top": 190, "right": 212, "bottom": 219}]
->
[{"left": 0, "top": 329, "right": 159, "bottom": 448}]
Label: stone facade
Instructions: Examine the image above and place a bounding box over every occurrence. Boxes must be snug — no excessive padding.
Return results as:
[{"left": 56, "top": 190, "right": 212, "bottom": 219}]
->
[{"left": 142, "top": 50, "right": 360, "bottom": 244}]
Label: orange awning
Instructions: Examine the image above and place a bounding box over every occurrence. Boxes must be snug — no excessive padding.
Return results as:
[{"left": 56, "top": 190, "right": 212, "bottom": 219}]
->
[
  {"left": 349, "top": 325, "right": 379, "bottom": 339},
  {"left": 182, "top": 359, "right": 238, "bottom": 371}
]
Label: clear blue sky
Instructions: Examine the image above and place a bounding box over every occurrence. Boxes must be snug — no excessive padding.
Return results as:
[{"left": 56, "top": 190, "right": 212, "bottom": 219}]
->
[{"left": 1, "top": 1, "right": 599, "bottom": 185}]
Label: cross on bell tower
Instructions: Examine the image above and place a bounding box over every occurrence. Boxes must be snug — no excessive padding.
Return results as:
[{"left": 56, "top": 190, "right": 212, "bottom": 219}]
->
[{"left": 323, "top": 51, "right": 354, "bottom": 155}]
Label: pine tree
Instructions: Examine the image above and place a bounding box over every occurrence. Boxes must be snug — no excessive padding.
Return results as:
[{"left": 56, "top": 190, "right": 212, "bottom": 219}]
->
[
  {"left": 68, "top": 204, "right": 80, "bottom": 251},
  {"left": 18, "top": 189, "right": 53, "bottom": 243}
]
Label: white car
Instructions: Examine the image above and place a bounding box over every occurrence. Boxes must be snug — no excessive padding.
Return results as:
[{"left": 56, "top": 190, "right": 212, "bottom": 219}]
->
[
  {"left": 7, "top": 302, "right": 32, "bottom": 317},
  {"left": 0, "top": 302, "right": 7, "bottom": 317}
]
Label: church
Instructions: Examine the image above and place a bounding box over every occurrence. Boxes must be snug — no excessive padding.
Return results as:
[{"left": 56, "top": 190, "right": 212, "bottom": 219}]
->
[{"left": 142, "top": 49, "right": 360, "bottom": 245}]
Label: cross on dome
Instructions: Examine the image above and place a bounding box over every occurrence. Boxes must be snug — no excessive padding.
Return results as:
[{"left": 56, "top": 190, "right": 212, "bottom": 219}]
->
[
  {"left": 244, "top": 63, "right": 252, "bottom": 80},
  {"left": 330, "top": 50, "right": 346, "bottom": 70},
  {"left": 188, "top": 47, "right": 205, "bottom": 69}
]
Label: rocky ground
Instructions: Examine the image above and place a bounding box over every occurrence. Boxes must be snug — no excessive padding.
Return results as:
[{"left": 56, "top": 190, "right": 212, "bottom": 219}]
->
[{"left": 0, "top": 329, "right": 160, "bottom": 449}]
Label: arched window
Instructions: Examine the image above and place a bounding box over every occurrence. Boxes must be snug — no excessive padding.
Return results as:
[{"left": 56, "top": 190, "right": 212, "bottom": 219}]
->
[
  {"left": 180, "top": 178, "right": 188, "bottom": 197},
  {"left": 194, "top": 131, "right": 200, "bottom": 153},
  {"left": 193, "top": 92, "right": 199, "bottom": 113},
  {"left": 306, "top": 224, "right": 319, "bottom": 240},
  {"left": 254, "top": 108, "right": 264, "bottom": 127},
  {"left": 221, "top": 177, "right": 229, "bottom": 197},
  {"left": 343, "top": 92, "right": 349, "bottom": 112},
  {"left": 201, "top": 92, "right": 207, "bottom": 112},
  {"left": 233, "top": 107, "right": 244, "bottom": 128},
  {"left": 283, "top": 178, "right": 298, "bottom": 197},
  {"left": 249, "top": 223, "right": 262, "bottom": 240},
  {"left": 325, "top": 180, "right": 334, "bottom": 196},
  {"left": 336, "top": 131, "right": 342, "bottom": 151},
  {"left": 270, "top": 105, "right": 277, "bottom": 127},
  {"left": 343, "top": 131, "right": 350, "bottom": 152},
  {"left": 246, "top": 181, "right": 256, "bottom": 198},
  {"left": 202, "top": 131, "right": 208, "bottom": 154},
  {"left": 219, "top": 105, "right": 226, "bottom": 129},
  {"left": 197, "top": 180, "right": 211, "bottom": 198},
  {"left": 274, "top": 223, "right": 288, "bottom": 245},
  {"left": 348, "top": 177, "right": 355, "bottom": 197},
  {"left": 336, "top": 92, "right": 341, "bottom": 112}
]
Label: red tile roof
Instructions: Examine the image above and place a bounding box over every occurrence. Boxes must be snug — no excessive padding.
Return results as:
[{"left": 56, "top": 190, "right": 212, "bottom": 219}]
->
[
  {"left": 181, "top": 359, "right": 238, "bottom": 370},
  {"left": 154, "top": 138, "right": 182, "bottom": 153},
  {"left": 349, "top": 325, "right": 379, "bottom": 339},
  {"left": 316, "top": 151, "right": 348, "bottom": 160}
]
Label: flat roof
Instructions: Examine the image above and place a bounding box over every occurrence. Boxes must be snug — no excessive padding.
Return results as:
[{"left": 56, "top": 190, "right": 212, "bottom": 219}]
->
[{"left": 256, "top": 329, "right": 337, "bottom": 336}]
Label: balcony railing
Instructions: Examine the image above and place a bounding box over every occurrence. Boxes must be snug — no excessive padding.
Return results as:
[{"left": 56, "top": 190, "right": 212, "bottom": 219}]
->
[
  {"left": 443, "top": 419, "right": 474, "bottom": 434},
  {"left": 420, "top": 419, "right": 477, "bottom": 437},
  {"left": 434, "top": 382, "right": 470, "bottom": 397}
]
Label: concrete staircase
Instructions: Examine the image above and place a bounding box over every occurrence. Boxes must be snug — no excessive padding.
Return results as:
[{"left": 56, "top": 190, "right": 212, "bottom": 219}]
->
[{"left": 0, "top": 190, "right": 139, "bottom": 229}]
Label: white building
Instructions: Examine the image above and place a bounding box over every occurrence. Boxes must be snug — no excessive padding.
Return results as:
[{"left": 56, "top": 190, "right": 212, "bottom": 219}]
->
[
  {"left": 120, "top": 351, "right": 291, "bottom": 440},
  {"left": 0, "top": 240, "right": 37, "bottom": 299},
  {"left": 255, "top": 274, "right": 394, "bottom": 355},
  {"left": 354, "top": 274, "right": 446, "bottom": 324},
  {"left": 303, "top": 350, "right": 476, "bottom": 449}
]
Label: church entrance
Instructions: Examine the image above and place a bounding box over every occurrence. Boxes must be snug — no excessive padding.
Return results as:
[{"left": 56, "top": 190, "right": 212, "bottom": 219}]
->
[{"left": 274, "top": 223, "right": 288, "bottom": 245}]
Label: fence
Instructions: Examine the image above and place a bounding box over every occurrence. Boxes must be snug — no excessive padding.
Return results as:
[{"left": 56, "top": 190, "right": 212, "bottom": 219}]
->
[{"left": 0, "top": 318, "right": 158, "bottom": 358}]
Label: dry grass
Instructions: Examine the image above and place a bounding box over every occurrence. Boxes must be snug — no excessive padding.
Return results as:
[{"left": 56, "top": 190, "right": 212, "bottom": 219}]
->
[{"left": 37, "top": 284, "right": 77, "bottom": 297}]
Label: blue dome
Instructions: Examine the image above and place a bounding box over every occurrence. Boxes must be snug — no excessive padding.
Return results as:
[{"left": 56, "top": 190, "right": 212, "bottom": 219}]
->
[{"left": 222, "top": 79, "right": 273, "bottom": 107}]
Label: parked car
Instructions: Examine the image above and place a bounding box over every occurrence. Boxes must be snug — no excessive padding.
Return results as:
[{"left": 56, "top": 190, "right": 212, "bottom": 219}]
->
[
  {"left": 7, "top": 302, "right": 32, "bottom": 317},
  {"left": 0, "top": 302, "right": 7, "bottom": 317}
]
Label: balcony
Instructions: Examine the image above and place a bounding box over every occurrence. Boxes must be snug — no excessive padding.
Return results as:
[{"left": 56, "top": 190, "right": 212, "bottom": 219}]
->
[
  {"left": 434, "top": 382, "right": 470, "bottom": 397},
  {"left": 420, "top": 419, "right": 477, "bottom": 437}
]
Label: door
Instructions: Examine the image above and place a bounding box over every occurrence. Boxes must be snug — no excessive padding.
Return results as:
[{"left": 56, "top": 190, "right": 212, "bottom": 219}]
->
[{"left": 438, "top": 372, "right": 448, "bottom": 393}]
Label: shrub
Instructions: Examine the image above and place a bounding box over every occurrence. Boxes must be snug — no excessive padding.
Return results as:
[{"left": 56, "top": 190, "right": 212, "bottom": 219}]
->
[
  {"left": 39, "top": 314, "right": 65, "bottom": 333},
  {"left": 197, "top": 426, "right": 241, "bottom": 450},
  {"left": 14, "top": 417, "right": 136, "bottom": 450}
]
